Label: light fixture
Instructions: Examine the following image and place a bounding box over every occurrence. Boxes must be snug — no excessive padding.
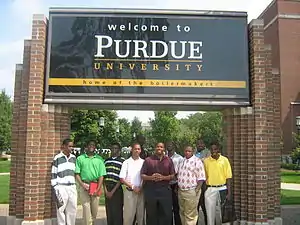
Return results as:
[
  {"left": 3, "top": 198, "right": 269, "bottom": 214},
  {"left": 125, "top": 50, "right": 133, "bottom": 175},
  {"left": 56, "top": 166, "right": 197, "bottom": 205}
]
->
[
  {"left": 296, "top": 116, "right": 300, "bottom": 127},
  {"left": 99, "top": 117, "right": 105, "bottom": 127}
]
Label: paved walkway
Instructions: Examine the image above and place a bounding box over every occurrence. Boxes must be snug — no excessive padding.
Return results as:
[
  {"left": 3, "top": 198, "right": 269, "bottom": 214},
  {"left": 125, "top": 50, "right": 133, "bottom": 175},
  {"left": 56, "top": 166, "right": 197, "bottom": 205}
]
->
[
  {"left": 281, "top": 183, "right": 300, "bottom": 190},
  {"left": 0, "top": 204, "right": 106, "bottom": 218}
]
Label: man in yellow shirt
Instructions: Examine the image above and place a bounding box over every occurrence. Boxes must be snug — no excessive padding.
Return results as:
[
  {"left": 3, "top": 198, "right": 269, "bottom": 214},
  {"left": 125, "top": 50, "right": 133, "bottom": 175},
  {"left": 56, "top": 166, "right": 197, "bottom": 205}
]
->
[{"left": 204, "top": 141, "right": 232, "bottom": 225}]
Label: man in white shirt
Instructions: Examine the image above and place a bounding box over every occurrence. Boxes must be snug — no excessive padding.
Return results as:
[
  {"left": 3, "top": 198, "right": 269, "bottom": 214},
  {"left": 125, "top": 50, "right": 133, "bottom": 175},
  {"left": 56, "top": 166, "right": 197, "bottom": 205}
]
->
[
  {"left": 177, "top": 146, "right": 206, "bottom": 225},
  {"left": 166, "top": 141, "right": 183, "bottom": 225},
  {"left": 119, "top": 143, "right": 145, "bottom": 225}
]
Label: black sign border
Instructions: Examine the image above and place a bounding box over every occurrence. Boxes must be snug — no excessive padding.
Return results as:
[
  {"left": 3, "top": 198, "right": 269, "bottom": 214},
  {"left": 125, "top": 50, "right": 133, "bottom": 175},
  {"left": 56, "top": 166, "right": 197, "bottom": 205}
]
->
[{"left": 44, "top": 8, "right": 250, "bottom": 109}]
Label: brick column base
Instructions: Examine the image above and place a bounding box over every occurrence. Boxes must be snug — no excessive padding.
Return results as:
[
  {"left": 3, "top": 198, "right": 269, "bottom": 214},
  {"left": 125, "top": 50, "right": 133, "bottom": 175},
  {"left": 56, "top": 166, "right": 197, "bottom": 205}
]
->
[{"left": 7, "top": 105, "right": 70, "bottom": 225}]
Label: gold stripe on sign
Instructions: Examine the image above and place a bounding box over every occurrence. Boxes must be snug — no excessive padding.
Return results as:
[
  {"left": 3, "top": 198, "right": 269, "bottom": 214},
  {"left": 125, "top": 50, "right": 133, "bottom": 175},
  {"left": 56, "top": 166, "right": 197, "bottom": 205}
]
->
[{"left": 48, "top": 78, "right": 246, "bottom": 88}]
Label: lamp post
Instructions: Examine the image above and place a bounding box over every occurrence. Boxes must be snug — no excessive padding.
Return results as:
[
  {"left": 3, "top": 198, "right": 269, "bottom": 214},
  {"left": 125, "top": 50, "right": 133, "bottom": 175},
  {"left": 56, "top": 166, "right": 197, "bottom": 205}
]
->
[
  {"left": 115, "top": 121, "right": 120, "bottom": 141},
  {"left": 296, "top": 116, "right": 300, "bottom": 135},
  {"left": 99, "top": 117, "right": 105, "bottom": 153}
]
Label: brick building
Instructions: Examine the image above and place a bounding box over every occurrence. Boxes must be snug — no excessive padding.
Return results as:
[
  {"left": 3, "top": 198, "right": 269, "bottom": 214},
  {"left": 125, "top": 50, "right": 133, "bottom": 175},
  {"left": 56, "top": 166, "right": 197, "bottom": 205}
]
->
[{"left": 259, "top": 0, "right": 300, "bottom": 155}]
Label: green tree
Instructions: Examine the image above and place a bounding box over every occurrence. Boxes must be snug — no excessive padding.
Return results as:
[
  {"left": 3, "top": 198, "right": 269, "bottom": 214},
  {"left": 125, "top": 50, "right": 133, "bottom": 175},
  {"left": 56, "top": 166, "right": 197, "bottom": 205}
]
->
[
  {"left": 0, "top": 90, "right": 12, "bottom": 152},
  {"left": 70, "top": 109, "right": 118, "bottom": 149},
  {"left": 176, "top": 123, "right": 198, "bottom": 154},
  {"left": 181, "top": 112, "right": 223, "bottom": 147},
  {"left": 130, "top": 116, "right": 143, "bottom": 138},
  {"left": 118, "top": 118, "right": 132, "bottom": 147},
  {"left": 150, "top": 111, "right": 179, "bottom": 143}
]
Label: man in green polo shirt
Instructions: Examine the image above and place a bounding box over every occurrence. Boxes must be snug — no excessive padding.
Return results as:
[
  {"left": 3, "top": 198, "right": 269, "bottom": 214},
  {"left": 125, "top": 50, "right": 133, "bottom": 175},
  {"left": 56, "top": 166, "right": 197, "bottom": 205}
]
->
[{"left": 75, "top": 140, "right": 106, "bottom": 225}]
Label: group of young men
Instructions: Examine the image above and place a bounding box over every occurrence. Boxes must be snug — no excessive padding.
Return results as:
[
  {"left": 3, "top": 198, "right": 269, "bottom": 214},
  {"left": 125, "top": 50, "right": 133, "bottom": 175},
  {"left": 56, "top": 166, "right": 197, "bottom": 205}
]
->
[{"left": 51, "top": 136, "right": 232, "bottom": 225}]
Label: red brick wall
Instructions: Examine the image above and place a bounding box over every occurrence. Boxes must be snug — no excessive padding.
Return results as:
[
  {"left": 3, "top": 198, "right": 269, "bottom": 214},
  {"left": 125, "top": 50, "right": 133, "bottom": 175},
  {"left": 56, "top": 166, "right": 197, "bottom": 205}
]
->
[
  {"left": 9, "top": 64, "right": 22, "bottom": 216},
  {"left": 260, "top": 0, "right": 300, "bottom": 154},
  {"left": 9, "top": 15, "right": 72, "bottom": 222},
  {"left": 222, "top": 19, "right": 282, "bottom": 223}
]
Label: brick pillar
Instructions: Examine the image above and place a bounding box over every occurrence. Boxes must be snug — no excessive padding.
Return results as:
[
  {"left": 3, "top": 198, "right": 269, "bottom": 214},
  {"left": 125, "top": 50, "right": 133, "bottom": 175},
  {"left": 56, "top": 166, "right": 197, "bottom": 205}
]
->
[
  {"left": 223, "top": 19, "right": 282, "bottom": 225},
  {"left": 232, "top": 108, "right": 241, "bottom": 218},
  {"left": 8, "top": 14, "right": 72, "bottom": 225},
  {"left": 272, "top": 69, "right": 282, "bottom": 219},
  {"left": 16, "top": 40, "right": 32, "bottom": 221},
  {"left": 246, "top": 107, "right": 255, "bottom": 223},
  {"left": 40, "top": 105, "right": 71, "bottom": 220},
  {"left": 265, "top": 45, "right": 275, "bottom": 221},
  {"left": 240, "top": 107, "right": 248, "bottom": 221},
  {"left": 9, "top": 64, "right": 23, "bottom": 216}
]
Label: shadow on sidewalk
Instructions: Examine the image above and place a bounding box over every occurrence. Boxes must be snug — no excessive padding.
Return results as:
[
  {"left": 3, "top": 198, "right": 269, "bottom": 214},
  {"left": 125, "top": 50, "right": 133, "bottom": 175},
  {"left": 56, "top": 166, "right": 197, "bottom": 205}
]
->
[{"left": 76, "top": 218, "right": 107, "bottom": 225}]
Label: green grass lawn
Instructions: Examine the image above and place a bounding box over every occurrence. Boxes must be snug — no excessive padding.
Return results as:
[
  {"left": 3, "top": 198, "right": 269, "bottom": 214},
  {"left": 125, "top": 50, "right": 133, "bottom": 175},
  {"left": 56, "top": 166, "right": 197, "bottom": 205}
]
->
[
  {"left": 0, "top": 160, "right": 10, "bottom": 173},
  {"left": 0, "top": 175, "right": 105, "bottom": 205},
  {"left": 281, "top": 170, "right": 300, "bottom": 184},
  {"left": 281, "top": 189, "right": 300, "bottom": 205},
  {"left": 0, "top": 175, "right": 10, "bottom": 203}
]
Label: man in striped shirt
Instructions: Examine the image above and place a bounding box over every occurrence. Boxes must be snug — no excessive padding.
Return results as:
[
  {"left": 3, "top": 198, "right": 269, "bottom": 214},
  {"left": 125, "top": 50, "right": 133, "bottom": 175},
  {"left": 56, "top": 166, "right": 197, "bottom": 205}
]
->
[
  {"left": 104, "top": 142, "right": 125, "bottom": 225},
  {"left": 51, "top": 138, "right": 77, "bottom": 225}
]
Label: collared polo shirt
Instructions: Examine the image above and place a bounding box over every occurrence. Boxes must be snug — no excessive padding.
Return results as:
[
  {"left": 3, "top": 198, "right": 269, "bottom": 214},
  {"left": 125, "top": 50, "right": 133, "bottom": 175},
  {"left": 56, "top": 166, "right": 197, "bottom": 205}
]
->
[
  {"left": 51, "top": 152, "right": 76, "bottom": 187},
  {"left": 204, "top": 155, "right": 232, "bottom": 186},
  {"left": 75, "top": 153, "right": 106, "bottom": 182},
  {"left": 177, "top": 155, "right": 206, "bottom": 190},
  {"left": 119, "top": 157, "right": 144, "bottom": 187},
  {"left": 104, "top": 156, "right": 125, "bottom": 184},
  {"left": 141, "top": 155, "right": 175, "bottom": 189}
]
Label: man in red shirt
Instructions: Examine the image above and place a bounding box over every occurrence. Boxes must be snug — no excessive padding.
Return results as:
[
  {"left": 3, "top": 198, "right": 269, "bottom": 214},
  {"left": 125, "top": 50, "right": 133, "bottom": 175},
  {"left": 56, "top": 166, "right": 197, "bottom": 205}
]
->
[{"left": 141, "top": 142, "right": 175, "bottom": 225}]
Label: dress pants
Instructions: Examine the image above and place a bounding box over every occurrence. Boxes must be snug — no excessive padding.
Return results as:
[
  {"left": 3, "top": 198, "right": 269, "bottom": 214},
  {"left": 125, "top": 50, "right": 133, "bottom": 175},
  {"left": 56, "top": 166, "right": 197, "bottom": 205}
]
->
[
  {"left": 144, "top": 186, "right": 173, "bottom": 225},
  {"left": 123, "top": 188, "right": 145, "bottom": 225},
  {"left": 105, "top": 183, "right": 123, "bottom": 225},
  {"left": 55, "top": 185, "right": 77, "bottom": 225},
  {"left": 205, "top": 187, "right": 229, "bottom": 225},
  {"left": 178, "top": 187, "right": 201, "bottom": 225},
  {"left": 79, "top": 185, "right": 100, "bottom": 225},
  {"left": 171, "top": 183, "right": 182, "bottom": 225}
]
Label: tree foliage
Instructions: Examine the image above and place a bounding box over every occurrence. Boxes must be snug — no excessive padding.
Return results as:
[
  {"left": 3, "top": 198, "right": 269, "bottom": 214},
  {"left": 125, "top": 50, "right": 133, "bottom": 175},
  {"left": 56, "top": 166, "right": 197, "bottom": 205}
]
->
[
  {"left": 0, "top": 90, "right": 12, "bottom": 152},
  {"left": 150, "top": 111, "right": 179, "bottom": 144},
  {"left": 180, "top": 112, "right": 223, "bottom": 147},
  {"left": 118, "top": 118, "right": 132, "bottom": 147},
  {"left": 70, "top": 109, "right": 121, "bottom": 149},
  {"left": 70, "top": 109, "right": 223, "bottom": 153},
  {"left": 130, "top": 116, "right": 143, "bottom": 137}
]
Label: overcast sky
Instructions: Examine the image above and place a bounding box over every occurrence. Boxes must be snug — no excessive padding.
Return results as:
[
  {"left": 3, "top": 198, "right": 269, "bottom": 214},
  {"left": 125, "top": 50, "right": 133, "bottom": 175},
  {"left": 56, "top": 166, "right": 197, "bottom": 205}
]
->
[{"left": 0, "top": 0, "right": 273, "bottom": 122}]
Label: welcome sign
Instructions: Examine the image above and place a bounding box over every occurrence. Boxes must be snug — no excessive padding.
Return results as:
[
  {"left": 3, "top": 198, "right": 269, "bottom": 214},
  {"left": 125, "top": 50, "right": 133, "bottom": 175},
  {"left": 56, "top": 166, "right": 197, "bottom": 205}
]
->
[{"left": 44, "top": 8, "right": 250, "bottom": 108}]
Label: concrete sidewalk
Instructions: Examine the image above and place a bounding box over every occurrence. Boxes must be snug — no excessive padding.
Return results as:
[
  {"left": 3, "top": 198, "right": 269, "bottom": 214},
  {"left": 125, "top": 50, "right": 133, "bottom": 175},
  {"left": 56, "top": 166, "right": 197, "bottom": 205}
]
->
[
  {"left": 0, "top": 173, "right": 9, "bottom": 176},
  {"left": 281, "top": 183, "right": 300, "bottom": 190},
  {"left": 1, "top": 204, "right": 300, "bottom": 225},
  {"left": 0, "top": 204, "right": 106, "bottom": 218},
  {"left": 0, "top": 205, "right": 108, "bottom": 225}
]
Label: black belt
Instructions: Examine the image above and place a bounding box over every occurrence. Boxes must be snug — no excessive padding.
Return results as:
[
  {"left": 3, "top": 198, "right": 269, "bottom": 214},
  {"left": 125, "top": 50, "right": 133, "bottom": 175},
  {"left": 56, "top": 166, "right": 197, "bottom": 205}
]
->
[
  {"left": 126, "top": 187, "right": 134, "bottom": 191},
  {"left": 58, "top": 183, "right": 75, "bottom": 186},
  {"left": 207, "top": 184, "right": 226, "bottom": 188}
]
